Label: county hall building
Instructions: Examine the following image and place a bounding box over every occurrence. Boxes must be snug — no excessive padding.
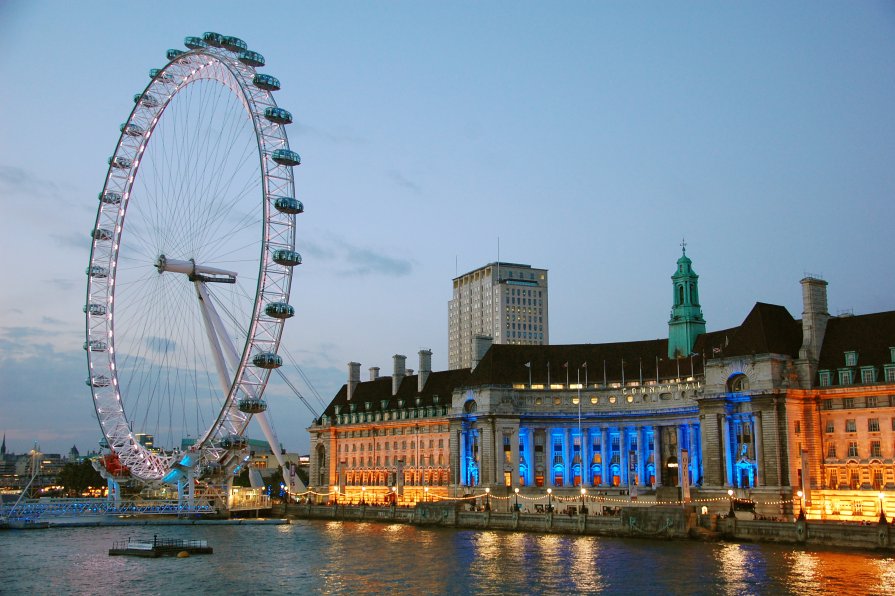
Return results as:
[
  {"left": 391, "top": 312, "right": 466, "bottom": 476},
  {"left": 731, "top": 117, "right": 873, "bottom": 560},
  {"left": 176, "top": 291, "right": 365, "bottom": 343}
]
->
[{"left": 308, "top": 250, "right": 895, "bottom": 520}]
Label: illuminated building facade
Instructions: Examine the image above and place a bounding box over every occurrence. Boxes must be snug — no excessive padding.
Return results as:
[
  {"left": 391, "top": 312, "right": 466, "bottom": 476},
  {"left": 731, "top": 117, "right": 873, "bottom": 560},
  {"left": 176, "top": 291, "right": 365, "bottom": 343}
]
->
[
  {"left": 310, "top": 250, "right": 894, "bottom": 517},
  {"left": 448, "top": 262, "right": 549, "bottom": 370}
]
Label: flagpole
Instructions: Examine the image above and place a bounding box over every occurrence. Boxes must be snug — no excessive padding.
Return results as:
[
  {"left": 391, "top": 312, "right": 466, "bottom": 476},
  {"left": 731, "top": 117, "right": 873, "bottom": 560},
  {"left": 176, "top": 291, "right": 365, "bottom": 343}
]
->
[
  {"left": 577, "top": 367, "right": 582, "bottom": 456},
  {"left": 655, "top": 356, "right": 659, "bottom": 384},
  {"left": 621, "top": 359, "right": 625, "bottom": 387},
  {"left": 603, "top": 360, "right": 606, "bottom": 387},
  {"left": 547, "top": 362, "right": 550, "bottom": 387}
]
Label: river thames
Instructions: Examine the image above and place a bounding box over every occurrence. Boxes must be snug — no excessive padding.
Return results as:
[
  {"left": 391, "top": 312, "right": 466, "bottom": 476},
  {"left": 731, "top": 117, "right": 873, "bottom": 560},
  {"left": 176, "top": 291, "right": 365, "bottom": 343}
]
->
[{"left": 2, "top": 520, "right": 894, "bottom": 595}]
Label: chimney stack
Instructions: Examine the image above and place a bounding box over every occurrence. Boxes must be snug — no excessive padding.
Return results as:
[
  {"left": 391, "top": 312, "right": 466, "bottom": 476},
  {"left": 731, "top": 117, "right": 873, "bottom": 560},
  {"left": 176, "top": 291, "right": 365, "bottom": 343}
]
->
[
  {"left": 347, "top": 362, "right": 361, "bottom": 401},
  {"left": 798, "top": 276, "right": 830, "bottom": 362},
  {"left": 392, "top": 354, "right": 406, "bottom": 396},
  {"left": 418, "top": 349, "right": 432, "bottom": 392},
  {"left": 471, "top": 335, "right": 493, "bottom": 370},
  {"left": 369, "top": 366, "right": 380, "bottom": 381}
]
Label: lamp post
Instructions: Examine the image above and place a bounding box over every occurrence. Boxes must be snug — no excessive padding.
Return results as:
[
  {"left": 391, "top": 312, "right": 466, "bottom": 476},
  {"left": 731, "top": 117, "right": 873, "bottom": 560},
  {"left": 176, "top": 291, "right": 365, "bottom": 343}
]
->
[
  {"left": 391, "top": 485, "right": 397, "bottom": 506},
  {"left": 514, "top": 487, "right": 520, "bottom": 512},
  {"left": 547, "top": 487, "right": 553, "bottom": 513},
  {"left": 879, "top": 492, "right": 887, "bottom": 524},
  {"left": 361, "top": 485, "right": 366, "bottom": 505},
  {"left": 485, "top": 487, "right": 491, "bottom": 511},
  {"left": 580, "top": 487, "right": 587, "bottom": 514},
  {"left": 727, "top": 489, "right": 735, "bottom": 518},
  {"left": 334, "top": 485, "right": 340, "bottom": 506},
  {"left": 797, "top": 490, "right": 805, "bottom": 521},
  {"left": 424, "top": 486, "right": 429, "bottom": 503}
]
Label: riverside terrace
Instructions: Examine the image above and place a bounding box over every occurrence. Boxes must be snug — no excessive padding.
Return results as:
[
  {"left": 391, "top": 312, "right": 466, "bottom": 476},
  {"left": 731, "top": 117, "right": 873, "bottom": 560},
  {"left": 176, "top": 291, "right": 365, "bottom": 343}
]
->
[{"left": 274, "top": 498, "right": 895, "bottom": 553}]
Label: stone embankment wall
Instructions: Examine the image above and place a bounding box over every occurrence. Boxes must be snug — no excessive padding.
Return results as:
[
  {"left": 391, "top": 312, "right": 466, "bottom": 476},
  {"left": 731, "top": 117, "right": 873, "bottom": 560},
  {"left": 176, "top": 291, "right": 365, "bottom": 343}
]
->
[{"left": 275, "top": 503, "right": 894, "bottom": 552}]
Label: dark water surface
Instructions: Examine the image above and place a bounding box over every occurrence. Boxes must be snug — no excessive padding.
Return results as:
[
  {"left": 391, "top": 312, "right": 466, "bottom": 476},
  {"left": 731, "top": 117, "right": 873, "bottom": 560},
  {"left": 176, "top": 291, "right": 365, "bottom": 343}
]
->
[{"left": 2, "top": 520, "right": 894, "bottom": 595}]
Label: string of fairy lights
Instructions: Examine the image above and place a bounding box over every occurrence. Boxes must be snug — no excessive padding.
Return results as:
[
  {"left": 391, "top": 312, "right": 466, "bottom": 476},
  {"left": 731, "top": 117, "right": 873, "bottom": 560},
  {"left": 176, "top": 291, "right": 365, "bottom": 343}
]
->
[{"left": 289, "top": 488, "right": 801, "bottom": 508}]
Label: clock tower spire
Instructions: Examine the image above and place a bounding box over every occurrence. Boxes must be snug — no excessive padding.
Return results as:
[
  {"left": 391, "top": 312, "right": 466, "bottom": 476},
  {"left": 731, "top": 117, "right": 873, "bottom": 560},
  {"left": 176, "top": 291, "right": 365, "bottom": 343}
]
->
[{"left": 668, "top": 241, "right": 706, "bottom": 358}]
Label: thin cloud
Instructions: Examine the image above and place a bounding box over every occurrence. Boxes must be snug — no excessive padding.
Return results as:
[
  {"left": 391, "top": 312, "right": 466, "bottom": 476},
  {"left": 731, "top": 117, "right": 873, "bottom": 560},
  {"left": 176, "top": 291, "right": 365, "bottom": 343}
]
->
[
  {"left": 387, "top": 170, "right": 422, "bottom": 194},
  {"left": 293, "top": 123, "right": 366, "bottom": 145},
  {"left": 299, "top": 231, "right": 413, "bottom": 278},
  {"left": 0, "top": 164, "right": 62, "bottom": 202}
]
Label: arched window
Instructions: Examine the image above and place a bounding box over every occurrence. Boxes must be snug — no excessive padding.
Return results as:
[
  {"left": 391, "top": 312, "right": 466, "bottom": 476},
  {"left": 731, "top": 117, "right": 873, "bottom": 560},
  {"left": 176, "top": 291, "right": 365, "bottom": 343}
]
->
[
  {"left": 678, "top": 285, "right": 684, "bottom": 305},
  {"left": 727, "top": 373, "right": 749, "bottom": 393}
]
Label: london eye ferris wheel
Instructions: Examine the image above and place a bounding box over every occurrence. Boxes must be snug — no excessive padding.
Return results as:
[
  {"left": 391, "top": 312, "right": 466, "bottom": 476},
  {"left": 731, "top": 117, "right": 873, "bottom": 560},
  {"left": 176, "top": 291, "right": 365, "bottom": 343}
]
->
[{"left": 84, "top": 32, "right": 303, "bottom": 488}]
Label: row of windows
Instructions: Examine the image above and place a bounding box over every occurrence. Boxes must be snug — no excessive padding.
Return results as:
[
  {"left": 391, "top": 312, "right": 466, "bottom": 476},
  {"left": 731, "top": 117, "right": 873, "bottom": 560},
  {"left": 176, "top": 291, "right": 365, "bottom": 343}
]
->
[
  {"left": 842, "top": 348, "right": 895, "bottom": 367},
  {"left": 340, "top": 438, "right": 446, "bottom": 452},
  {"left": 825, "top": 417, "right": 895, "bottom": 433},
  {"left": 343, "top": 454, "right": 447, "bottom": 468},
  {"left": 821, "top": 395, "right": 895, "bottom": 410},
  {"left": 826, "top": 440, "right": 889, "bottom": 459},
  {"left": 338, "top": 425, "right": 448, "bottom": 439},
  {"left": 818, "top": 366, "right": 895, "bottom": 386}
]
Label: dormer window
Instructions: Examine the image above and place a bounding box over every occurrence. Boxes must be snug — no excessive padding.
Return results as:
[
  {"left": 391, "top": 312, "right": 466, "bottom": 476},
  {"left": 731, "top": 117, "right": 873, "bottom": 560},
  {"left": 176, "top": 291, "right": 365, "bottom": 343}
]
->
[
  {"left": 838, "top": 369, "right": 854, "bottom": 385},
  {"left": 432, "top": 395, "right": 440, "bottom": 404},
  {"left": 380, "top": 399, "right": 389, "bottom": 410},
  {"left": 845, "top": 351, "right": 857, "bottom": 366},
  {"left": 397, "top": 399, "right": 404, "bottom": 408},
  {"left": 885, "top": 365, "right": 895, "bottom": 383},
  {"left": 349, "top": 403, "right": 357, "bottom": 413},
  {"left": 365, "top": 401, "right": 372, "bottom": 411},
  {"left": 415, "top": 397, "right": 422, "bottom": 407},
  {"left": 890, "top": 347, "right": 895, "bottom": 363},
  {"left": 860, "top": 367, "right": 876, "bottom": 384},
  {"left": 818, "top": 370, "right": 831, "bottom": 387}
]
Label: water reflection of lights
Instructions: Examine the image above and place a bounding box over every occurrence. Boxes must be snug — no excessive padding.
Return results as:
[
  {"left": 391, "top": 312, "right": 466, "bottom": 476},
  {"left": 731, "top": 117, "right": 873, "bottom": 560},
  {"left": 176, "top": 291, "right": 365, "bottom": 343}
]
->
[
  {"left": 717, "top": 543, "right": 756, "bottom": 596},
  {"left": 571, "top": 538, "right": 604, "bottom": 593},
  {"left": 787, "top": 550, "right": 819, "bottom": 591}
]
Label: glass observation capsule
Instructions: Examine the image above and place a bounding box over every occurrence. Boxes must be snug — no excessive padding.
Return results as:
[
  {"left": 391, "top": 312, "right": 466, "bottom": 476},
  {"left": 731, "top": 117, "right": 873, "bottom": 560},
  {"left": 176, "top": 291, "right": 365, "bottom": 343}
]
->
[
  {"left": 238, "top": 397, "right": 268, "bottom": 414},
  {"left": 252, "top": 352, "right": 283, "bottom": 369},
  {"left": 87, "top": 265, "right": 109, "bottom": 278},
  {"left": 149, "top": 68, "right": 174, "bottom": 82},
  {"left": 120, "top": 122, "right": 144, "bottom": 137},
  {"left": 265, "top": 302, "right": 295, "bottom": 319},
  {"left": 220, "top": 434, "right": 248, "bottom": 449},
  {"left": 166, "top": 48, "right": 185, "bottom": 61},
  {"left": 84, "top": 303, "right": 107, "bottom": 316},
  {"left": 203, "top": 31, "right": 224, "bottom": 47},
  {"left": 264, "top": 107, "right": 292, "bottom": 125},
  {"left": 272, "top": 249, "right": 302, "bottom": 267},
  {"left": 184, "top": 36, "right": 207, "bottom": 50},
  {"left": 273, "top": 196, "right": 303, "bottom": 214},
  {"left": 134, "top": 93, "right": 159, "bottom": 108},
  {"left": 109, "top": 156, "right": 132, "bottom": 169},
  {"left": 83, "top": 340, "right": 108, "bottom": 352},
  {"left": 91, "top": 228, "right": 113, "bottom": 241},
  {"left": 100, "top": 191, "right": 122, "bottom": 204},
  {"left": 253, "top": 73, "right": 280, "bottom": 91},
  {"left": 272, "top": 149, "right": 300, "bottom": 166},
  {"left": 239, "top": 50, "right": 264, "bottom": 68},
  {"left": 86, "top": 375, "right": 111, "bottom": 387},
  {"left": 221, "top": 36, "right": 247, "bottom": 52}
]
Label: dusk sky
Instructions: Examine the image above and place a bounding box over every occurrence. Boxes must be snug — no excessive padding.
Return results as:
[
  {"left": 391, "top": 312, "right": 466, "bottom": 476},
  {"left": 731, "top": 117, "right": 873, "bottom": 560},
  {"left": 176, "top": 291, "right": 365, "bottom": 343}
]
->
[{"left": 1, "top": 2, "right": 893, "bottom": 456}]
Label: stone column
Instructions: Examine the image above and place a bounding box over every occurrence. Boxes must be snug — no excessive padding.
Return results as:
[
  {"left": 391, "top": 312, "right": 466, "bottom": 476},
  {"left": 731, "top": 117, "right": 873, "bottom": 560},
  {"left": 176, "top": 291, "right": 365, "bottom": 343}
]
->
[
  {"left": 721, "top": 415, "right": 733, "bottom": 487},
  {"left": 547, "top": 428, "right": 555, "bottom": 487},
  {"left": 688, "top": 423, "right": 700, "bottom": 486},
  {"left": 511, "top": 426, "right": 521, "bottom": 488},
  {"left": 639, "top": 426, "right": 648, "bottom": 486},
  {"left": 753, "top": 412, "right": 764, "bottom": 487},
  {"left": 654, "top": 426, "right": 662, "bottom": 487},
  {"left": 676, "top": 425, "right": 685, "bottom": 487},
  {"left": 527, "top": 428, "right": 535, "bottom": 486},
  {"left": 568, "top": 427, "right": 576, "bottom": 485},
  {"left": 601, "top": 427, "right": 610, "bottom": 486},
  {"left": 620, "top": 429, "right": 629, "bottom": 487},
  {"left": 584, "top": 427, "right": 592, "bottom": 487},
  {"left": 458, "top": 428, "right": 466, "bottom": 487}
]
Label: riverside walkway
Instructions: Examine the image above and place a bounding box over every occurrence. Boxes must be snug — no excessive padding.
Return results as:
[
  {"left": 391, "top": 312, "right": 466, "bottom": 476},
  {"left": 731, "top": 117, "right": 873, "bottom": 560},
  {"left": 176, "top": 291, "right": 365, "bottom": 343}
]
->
[{"left": 277, "top": 502, "right": 895, "bottom": 553}]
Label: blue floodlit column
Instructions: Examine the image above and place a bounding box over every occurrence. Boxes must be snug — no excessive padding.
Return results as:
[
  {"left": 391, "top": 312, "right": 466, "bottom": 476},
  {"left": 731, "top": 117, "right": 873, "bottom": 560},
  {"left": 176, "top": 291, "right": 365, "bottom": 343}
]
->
[
  {"left": 688, "top": 423, "right": 700, "bottom": 486},
  {"left": 511, "top": 426, "right": 521, "bottom": 487},
  {"left": 639, "top": 425, "right": 648, "bottom": 486},
  {"left": 565, "top": 427, "right": 573, "bottom": 485},
  {"left": 547, "top": 428, "right": 555, "bottom": 487},
  {"left": 721, "top": 415, "right": 733, "bottom": 487},
  {"left": 601, "top": 427, "right": 610, "bottom": 486},
  {"left": 620, "top": 429, "right": 629, "bottom": 487},
  {"left": 583, "top": 427, "right": 592, "bottom": 486},
  {"left": 527, "top": 428, "right": 535, "bottom": 486},
  {"left": 676, "top": 425, "right": 685, "bottom": 487},
  {"left": 753, "top": 413, "right": 764, "bottom": 486},
  {"left": 459, "top": 429, "right": 467, "bottom": 487}
]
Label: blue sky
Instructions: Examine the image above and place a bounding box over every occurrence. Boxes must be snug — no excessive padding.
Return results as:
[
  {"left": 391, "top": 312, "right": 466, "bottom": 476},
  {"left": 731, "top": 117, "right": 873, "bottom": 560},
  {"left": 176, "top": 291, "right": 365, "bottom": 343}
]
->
[{"left": 1, "top": 2, "right": 893, "bottom": 456}]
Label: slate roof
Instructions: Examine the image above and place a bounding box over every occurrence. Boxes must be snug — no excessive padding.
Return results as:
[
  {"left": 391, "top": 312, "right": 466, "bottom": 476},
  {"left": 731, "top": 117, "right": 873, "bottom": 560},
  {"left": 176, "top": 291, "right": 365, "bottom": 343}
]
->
[{"left": 818, "top": 311, "right": 895, "bottom": 370}]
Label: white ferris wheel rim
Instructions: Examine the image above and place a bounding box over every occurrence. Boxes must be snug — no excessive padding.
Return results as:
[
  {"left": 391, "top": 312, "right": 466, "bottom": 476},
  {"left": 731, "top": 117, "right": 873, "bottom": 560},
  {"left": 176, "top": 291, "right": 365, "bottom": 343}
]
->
[{"left": 84, "top": 37, "right": 299, "bottom": 482}]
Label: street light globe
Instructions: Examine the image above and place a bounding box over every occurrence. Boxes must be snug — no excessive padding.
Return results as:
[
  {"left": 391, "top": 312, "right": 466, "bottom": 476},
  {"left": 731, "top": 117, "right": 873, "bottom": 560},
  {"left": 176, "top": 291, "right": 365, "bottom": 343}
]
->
[
  {"left": 514, "top": 487, "right": 520, "bottom": 494},
  {"left": 424, "top": 486, "right": 429, "bottom": 492},
  {"left": 581, "top": 488, "right": 587, "bottom": 496},
  {"left": 797, "top": 490, "right": 803, "bottom": 499},
  {"left": 879, "top": 492, "right": 885, "bottom": 501},
  {"left": 727, "top": 489, "right": 733, "bottom": 497},
  {"left": 547, "top": 488, "right": 553, "bottom": 494},
  {"left": 485, "top": 487, "right": 491, "bottom": 494}
]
